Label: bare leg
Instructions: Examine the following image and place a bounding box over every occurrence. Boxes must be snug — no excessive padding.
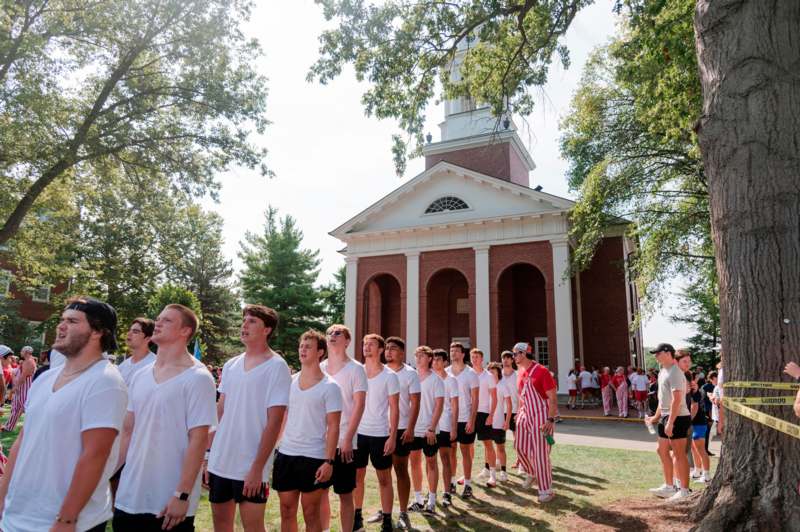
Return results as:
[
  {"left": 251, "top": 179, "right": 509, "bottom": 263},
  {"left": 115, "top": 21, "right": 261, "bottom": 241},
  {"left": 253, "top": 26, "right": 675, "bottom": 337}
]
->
[
  {"left": 392, "top": 454, "right": 411, "bottom": 512},
  {"left": 656, "top": 438, "right": 674, "bottom": 485},
  {"left": 278, "top": 491, "right": 300, "bottom": 532},
  {"left": 211, "top": 501, "right": 237, "bottom": 532},
  {"left": 239, "top": 502, "right": 267, "bottom": 532},
  {"left": 376, "top": 468, "right": 394, "bottom": 514},
  {"left": 300, "top": 490, "right": 324, "bottom": 532}
]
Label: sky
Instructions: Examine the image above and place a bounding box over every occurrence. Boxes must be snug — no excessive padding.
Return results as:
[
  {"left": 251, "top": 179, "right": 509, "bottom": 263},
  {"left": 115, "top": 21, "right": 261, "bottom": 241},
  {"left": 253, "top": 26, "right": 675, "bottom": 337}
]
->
[{"left": 205, "top": 0, "right": 692, "bottom": 348}]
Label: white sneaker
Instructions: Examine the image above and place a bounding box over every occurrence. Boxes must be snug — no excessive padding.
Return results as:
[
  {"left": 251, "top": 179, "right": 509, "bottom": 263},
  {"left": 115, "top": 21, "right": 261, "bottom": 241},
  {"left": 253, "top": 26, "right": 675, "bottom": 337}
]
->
[
  {"left": 538, "top": 490, "right": 555, "bottom": 503},
  {"left": 522, "top": 475, "right": 535, "bottom": 489},
  {"left": 476, "top": 468, "right": 490, "bottom": 481},
  {"left": 517, "top": 465, "right": 525, "bottom": 476},
  {"left": 692, "top": 476, "right": 707, "bottom": 484},
  {"left": 498, "top": 471, "right": 508, "bottom": 482},
  {"left": 649, "top": 484, "right": 677, "bottom": 498},
  {"left": 668, "top": 489, "right": 692, "bottom": 502},
  {"left": 690, "top": 469, "right": 701, "bottom": 479}
]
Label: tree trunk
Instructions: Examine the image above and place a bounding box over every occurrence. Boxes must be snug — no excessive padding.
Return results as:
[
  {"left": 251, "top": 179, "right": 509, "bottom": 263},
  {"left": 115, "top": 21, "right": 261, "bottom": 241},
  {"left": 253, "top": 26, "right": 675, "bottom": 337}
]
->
[{"left": 692, "top": 0, "right": 800, "bottom": 530}]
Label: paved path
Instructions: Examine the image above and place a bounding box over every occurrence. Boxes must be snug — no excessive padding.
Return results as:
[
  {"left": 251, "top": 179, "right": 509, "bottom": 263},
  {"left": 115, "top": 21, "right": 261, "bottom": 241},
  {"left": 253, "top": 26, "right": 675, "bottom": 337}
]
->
[{"left": 553, "top": 419, "right": 723, "bottom": 454}]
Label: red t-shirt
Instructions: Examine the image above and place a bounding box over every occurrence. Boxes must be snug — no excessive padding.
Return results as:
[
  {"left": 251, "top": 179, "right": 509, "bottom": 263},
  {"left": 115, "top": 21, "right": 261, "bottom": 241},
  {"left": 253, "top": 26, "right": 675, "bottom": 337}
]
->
[
  {"left": 611, "top": 374, "right": 626, "bottom": 388},
  {"left": 2, "top": 366, "right": 10, "bottom": 385},
  {"left": 600, "top": 373, "right": 611, "bottom": 388},
  {"left": 520, "top": 363, "right": 556, "bottom": 400}
]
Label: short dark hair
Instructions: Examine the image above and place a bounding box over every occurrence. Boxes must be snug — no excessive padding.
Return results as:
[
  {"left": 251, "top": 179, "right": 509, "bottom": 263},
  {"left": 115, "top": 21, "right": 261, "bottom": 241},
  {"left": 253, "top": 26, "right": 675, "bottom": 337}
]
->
[
  {"left": 450, "top": 342, "right": 464, "bottom": 351},
  {"left": 386, "top": 336, "right": 405, "bottom": 352},
  {"left": 415, "top": 345, "right": 434, "bottom": 368},
  {"left": 132, "top": 317, "right": 155, "bottom": 338},
  {"left": 487, "top": 362, "right": 503, "bottom": 381},
  {"left": 165, "top": 304, "right": 199, "bottom": 338},
  {"left": 432, "top": 348, "right": 449, "bottom": 364},
  {"left": 243, "top": 304, "right": 279, "bottom": 339},
  {"left": 708, "top": 371, "right": 718, "bottom": 380},
  {"left": 501, "top": 350, "right": 514, "bottom": 360},
  {"left": 300, "top": 329, "right": 327, "bottom": 359},
  {"left": 66, "top": 296, "right": 118, "bottom": 352}
]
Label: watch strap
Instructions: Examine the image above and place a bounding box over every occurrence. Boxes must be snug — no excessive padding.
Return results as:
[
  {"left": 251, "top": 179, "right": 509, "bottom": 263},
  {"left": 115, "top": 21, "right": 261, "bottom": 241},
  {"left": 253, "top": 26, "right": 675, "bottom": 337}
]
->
[{"left": 174, "top": 491, "right": 190, "bottom": 501}]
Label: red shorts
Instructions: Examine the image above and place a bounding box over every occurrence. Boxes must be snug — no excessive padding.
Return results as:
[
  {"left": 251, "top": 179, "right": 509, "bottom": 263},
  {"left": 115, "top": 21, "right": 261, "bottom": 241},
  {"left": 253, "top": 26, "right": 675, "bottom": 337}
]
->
[
  {"left": 569, "top": 389, "right": 577, "bottom": 397},
  {"left": 634, "top": 391, "right": 647, "bottom": 402}
]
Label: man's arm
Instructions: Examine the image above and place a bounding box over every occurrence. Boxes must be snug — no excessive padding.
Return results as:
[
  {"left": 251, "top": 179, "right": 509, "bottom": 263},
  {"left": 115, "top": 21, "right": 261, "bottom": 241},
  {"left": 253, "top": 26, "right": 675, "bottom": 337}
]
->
[
  {"left": 665, "top": 390, "right": 683, "bottom": 437},
  {"left": 402, "top": 393, "right": 421, "bottom": 443},
  {"left": 54, "top": 428, "right": 119, "bottom": 529},
  {"left": 243, "top": 405, "right": 286, "bottom": 497},
  {"left": 0, "top": 427, "right": 24, "bottom": 516},
  {"left": 487, "top": 387, "right": 497, "bottom": 425},
  {"left": 159, "top": 425, "right": 208, "bottom": 530},
  {"left": 315, "top": 411, "right": 341, "bottom": 484},
  {"left": 115, "top": 411, "right": 135, "bottom": 471},
  {"left": 450, "top": 396, "right": 459, "bottom": 441},
  {"left": 202, "top": 394, "right": 225, "bottom": 487},
  {"left": 466, "top": 387, "right": 479, "bottom": 433},
  {"left": 340, "top": 391, "right": 365, "bottom": 462},
  {"left": 502, "top": 396, "right": 512, "bottom": 430},
  {"left": 428, "top": 397, "right": 444, "bottom": 445},
  {"left": 383, "top": 393, "right": 399, "bottom": 455},
  {"left": 794, "top": 387, "right": 800, "bottom": 418},
  {"left": 542, "top": 388, "right": 558, "bottom": 435}
]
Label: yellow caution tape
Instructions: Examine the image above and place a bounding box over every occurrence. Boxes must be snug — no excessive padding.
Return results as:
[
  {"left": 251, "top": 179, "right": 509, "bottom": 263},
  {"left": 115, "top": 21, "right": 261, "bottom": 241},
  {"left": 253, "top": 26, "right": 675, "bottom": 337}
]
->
[
  {"left": 727, "top": 396, "right": 796, "bottom": 406},
  {"left": 724, "top": 381, "right": 800, "bottom": 390},
  {"left": 722, "top": 397, "right": 800, "bottom": 440}
]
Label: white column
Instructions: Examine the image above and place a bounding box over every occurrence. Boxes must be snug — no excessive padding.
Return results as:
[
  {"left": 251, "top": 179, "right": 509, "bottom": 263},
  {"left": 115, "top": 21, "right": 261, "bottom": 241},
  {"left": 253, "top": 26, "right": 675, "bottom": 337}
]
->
[
  {"left": 405, "top": 252, "right": 420, "bottom": 364},
  {"left": 474, "top": 245, "right": 491, "bottom": 364},
  {"left": 344, "top": 256, "right": 358, "bottom": 358},
  {"left": 551, "top": 239, "right": 575, "bottom": 394}
]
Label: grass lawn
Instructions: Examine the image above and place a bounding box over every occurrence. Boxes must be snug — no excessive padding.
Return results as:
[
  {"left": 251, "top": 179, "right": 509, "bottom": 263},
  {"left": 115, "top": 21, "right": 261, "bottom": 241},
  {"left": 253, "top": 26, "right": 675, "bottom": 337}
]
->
[{"left": 1, "top": 419, "right": 713, "bottom": 531}]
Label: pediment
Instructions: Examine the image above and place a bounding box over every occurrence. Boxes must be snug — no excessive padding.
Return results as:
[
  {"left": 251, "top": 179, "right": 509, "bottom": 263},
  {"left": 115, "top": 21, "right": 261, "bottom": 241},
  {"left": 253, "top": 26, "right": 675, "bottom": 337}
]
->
[{"left": 330, "top": 162, "right": 574, "bottom": 238}]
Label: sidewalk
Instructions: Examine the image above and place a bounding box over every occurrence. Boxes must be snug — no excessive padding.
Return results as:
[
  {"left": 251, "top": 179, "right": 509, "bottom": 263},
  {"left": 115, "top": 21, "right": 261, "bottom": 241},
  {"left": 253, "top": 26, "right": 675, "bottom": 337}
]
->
[{"left": 557, "top": 397, "right": 646, "bottom": 423}]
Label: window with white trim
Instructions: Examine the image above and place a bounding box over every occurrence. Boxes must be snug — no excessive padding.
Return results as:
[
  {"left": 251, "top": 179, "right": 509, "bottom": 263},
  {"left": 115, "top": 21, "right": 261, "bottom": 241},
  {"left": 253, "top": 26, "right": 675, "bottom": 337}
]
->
[
  {"left": 31, "top": 286, "right": 51, "bottom": 303},
  {"left": 424, "top": 196, "right": 469, "bottom": 214},
  {"left": 0, "top": 270, "right": 11, "bottom": 297},
  {"left": 534, "top": 337, "right": 550, "bottom": 368}
]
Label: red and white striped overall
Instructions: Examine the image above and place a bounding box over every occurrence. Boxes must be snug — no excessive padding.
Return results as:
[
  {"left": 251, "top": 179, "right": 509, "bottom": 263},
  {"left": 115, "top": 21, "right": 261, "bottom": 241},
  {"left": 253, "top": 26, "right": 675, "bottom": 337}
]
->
[
  {"left": 3, "top": 374, "right": 31, "bottom": 431},
  {"left": 514, "top": 363, "right": 552, "bottom": 492}
]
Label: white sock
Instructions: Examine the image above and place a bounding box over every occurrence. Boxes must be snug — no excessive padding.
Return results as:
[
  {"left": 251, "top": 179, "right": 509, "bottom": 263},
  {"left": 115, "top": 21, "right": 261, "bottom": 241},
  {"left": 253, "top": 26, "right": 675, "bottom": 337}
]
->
[
  {"left": 428, "top": 492, "right": 436, "bottom": 505},
  {"left": 414, "top": 491, "right": 424, "bottom": 505},
  {"left": 489, "top": 468, "right": 496, "bottom": 481},
  {"left": 464, "top": 479, "right": 471, "bottom": 487}
]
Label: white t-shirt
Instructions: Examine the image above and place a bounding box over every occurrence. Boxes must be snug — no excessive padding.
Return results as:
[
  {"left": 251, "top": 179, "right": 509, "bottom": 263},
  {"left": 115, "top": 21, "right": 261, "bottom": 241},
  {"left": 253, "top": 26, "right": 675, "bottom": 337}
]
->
[
  {"left": 711, "top": 385, "right": 721, "bottom": 421},
  {"left": 476, "top": 368, "right": 497, "bottom": 414},
  {"left": 321, "top": 358, "right": 368, "bottom": 449},
  {"left": 209, "top": 353, "right": 291, "bottom": 482},
  {"left": 631, "top": 373, "right": 649, "bottom": 392},
  {"left": 414, "top": 372, "right": 445, "bottom": 437},
  {"left": 391, "top": 364, "right": 421, "bottom": 430},
  {"left": 447, "top": 366, "right": 479, "bottom": 423},
  {"left": 492, "top": 381, "right": 511, "bottom": 430},
  {"left": 438, "top": 373, "right": 459, "bottom": 433},
  {"left": 578, "top": 370, "right": 593, "bottom": 388},
  {"left": 591, "top": 370, "right": 600, "bottom": 388},
  {"left": 2, "top": 361, "right": 127, "bottom": 532},
  {"left": 49, "top": 349, "right": 66, "bottom": 369},
  {"left": 115, "top": 360, "right": 217, "bottom": 517},
  {"left": 280, "top": 373, "right": 342, "bottom": 459},
  {"left": 501, "top": 370, "right": 519, "bottom": 413},
  {"left": 117, "top": 352, "right": 157, "bottom": 387},
  {"left": 357, "top": 366, "right": 399, "bottom": 437},
  {"left": 567, "top": 373, "right": 577, "bottom": 391}
]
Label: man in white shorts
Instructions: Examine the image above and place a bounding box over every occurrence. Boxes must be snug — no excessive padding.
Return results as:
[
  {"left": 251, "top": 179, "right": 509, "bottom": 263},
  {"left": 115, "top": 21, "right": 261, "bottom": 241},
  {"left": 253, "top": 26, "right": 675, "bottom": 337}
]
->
[
  {"left": 447, "top": 342, "right": 479, "bottom": 499},
  {"left": 471, "top": 348, "right": 498, "bottom": 487},
  {"left": 353, "top": 334, "right": 399, "bottom": 532},
  {"left": 408, "top": 346, "right": 444, "bottom": 515},
  {"left": 206, "top": 305, "right": 291, "bottom": 531},
  {"left": 319, "top": 324, "right": 367, "bottom": 532},
  {"left": 272, "top": 330, "right": 341, "bottom": 532},
  {"left": 114, "top": 304, "right": 217, "bottom": 531},
  {"left": 0, "top": 297, "right": 127, "bottom": 532},
  {"left": 382, "top": 337, "right": 420, "bottom": 530},
  {"left": 432, "top": 349, "right": 459, "bottom": 507}
]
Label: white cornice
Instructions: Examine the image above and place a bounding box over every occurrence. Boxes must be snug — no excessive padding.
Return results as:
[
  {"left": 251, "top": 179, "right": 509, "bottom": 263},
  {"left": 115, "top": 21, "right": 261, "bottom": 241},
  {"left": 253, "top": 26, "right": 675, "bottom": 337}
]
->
[{"left": 422, "top": 130, "right": 536, "bottom": 171}]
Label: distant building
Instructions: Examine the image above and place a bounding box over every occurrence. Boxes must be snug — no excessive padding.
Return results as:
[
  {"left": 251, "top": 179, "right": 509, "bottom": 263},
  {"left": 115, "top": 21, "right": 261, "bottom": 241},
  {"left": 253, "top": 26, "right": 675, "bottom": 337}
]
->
[{"left": 0, "top": 259, "right": 60, "bottom": 348}]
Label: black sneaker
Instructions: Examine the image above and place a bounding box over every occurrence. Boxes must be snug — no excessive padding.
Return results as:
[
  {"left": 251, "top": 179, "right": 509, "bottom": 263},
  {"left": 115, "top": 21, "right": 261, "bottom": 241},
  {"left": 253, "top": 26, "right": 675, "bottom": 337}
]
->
[
  {"left": 396, "top": 511, "right": 410, "bottom": 530},
  {"left": 353, "top": 509, "right": 364, "bottom": 532},
  {"left": 461, "top": 485, "right": 473, "bottom": 499},
  {"left": 449, "top": 482, "right": 457, "bottom": 494},
  {"left": 442, "top": 492, "right": 452, "bottom": 506},
  {"left": 408, "top": 502, "right": 424, "bottom": 512},
  {"left": 381, "top": 513, "right": 394, "bottom": 532}
]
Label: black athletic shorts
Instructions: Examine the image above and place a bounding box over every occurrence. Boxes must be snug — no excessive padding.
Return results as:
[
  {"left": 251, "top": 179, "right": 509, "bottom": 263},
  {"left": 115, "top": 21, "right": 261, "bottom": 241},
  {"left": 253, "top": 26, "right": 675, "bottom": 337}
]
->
[
  {"left": 476, "top": 412, "right": 493, "bottom": 441},
  {"left": 109, "top": 462, "right": 124, "bottom": 483},
  {"left": 394, "top": 428, "right": 415, "bottom": 457},
  {"left": 491, "top": 428, "right": 507, "bottom": 444},
  {"left": 354, "top": 434, "right": 393, "bottom": 470},
  {"left": 410, "top": 434, "right": 439, "bottom": 457},
  {"left": 331, "top": 448, "right": 357, "bottom": 494},
  {"left": 658, "top": 415, "right": 692, "bottom": 440},
  {"left": 509, "top": 413, "right": 516, "bottom": 432},
  {"left": 437, "top": 430, "right": 454, "bottom": 448},
  {"left": 113, "top": 509, "right": 195, "bottom": 532},
  {"left": 208, "top": 471, "right": 269, "bottom": 504},
  {"left": 272, "top": 452, "right": 332, "bottom": 493},
  {"left": 456, "top": 421, "right": 477, "bottom": 444}
]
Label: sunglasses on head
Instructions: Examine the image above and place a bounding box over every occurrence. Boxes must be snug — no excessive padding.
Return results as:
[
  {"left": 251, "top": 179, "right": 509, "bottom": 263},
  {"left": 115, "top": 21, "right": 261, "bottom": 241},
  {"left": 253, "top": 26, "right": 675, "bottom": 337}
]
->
[{"left": 328, "top": 330, "right": 344, "bottom": 337}]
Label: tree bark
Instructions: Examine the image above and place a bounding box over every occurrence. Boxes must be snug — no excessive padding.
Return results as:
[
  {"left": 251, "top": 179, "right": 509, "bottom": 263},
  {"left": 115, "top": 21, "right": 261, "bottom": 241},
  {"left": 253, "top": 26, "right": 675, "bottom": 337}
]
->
[{"left": 692, "top": 0, "right": 800, "bottom": 530}]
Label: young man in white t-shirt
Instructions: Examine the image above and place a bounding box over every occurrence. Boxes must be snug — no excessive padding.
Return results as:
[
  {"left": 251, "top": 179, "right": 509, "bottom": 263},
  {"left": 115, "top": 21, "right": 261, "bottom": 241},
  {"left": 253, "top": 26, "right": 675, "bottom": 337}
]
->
[
  {"left": 631, "top": 368, "right": 650, "bottom": 419},
  {"left": 205, "top": 305, "right": 291, "bottom": 532},
  {"left": 432, "top": 349, "right": 458, "bottom": 507},
  {"left": 319, "top": 324, "right": 367, "bottom": 532},
  {"left": 114, "top": 304, "right": 217, "bottom": 531},
  {"left": 273, "top": 330, "right": 341, "bottom": 532},
  {"left": 382, "top": 336, "right": 420, "bottom": 530},
  {"left": 353, "top": 334, "right": 399, "bottom": 532},
  {"left": 0, "top": 297, "right": 127, "bottom": 531},
  {"left": 470, "top": 348, "right": 498, "bottom": 487},
  {"left": 408, "top": 346, "right": 444, "bottom": 515},
  {"left": 578, "top": 365, "right": 593, "bottom": 407},
  {"left": 487, "top": 362, "right": 512, "bottom": 483},
  {"left": 447, "top": 342, "right": 479, "bottom": 499}
]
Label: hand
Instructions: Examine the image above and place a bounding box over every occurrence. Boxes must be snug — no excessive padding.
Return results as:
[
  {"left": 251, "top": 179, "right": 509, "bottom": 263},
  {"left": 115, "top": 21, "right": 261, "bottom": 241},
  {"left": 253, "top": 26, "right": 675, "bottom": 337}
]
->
[
  {"left": 201, "top": 461, "right": 209, "bottom": 489},
  {"left": 646, "top": 415, "right": 659, "bottom": 426},
  {"left": 242, "top": 468, "right": 264, "bottom": 499},
  {"left": 450, "top": 431, "right": 457, "bottom": 443},
  {"left": 315, "top": 462, "right": 333, "bottom": 484},
  {"left": 485, "top": 416, "right": 493, "bottom": 427},
  {"left": 158, "top": 496, "right": 189, "bottom": 530},
  {"left": 340, "top": 438, "right": 354, "bottom": 463},
  {"left": 503, "top": 422, "right": 510, "bottom": 431},
  {"left": 540, "top": 420, "right": 554, "bottom": 436},
  {"left": 785, "top": 361, "right": 800, "bottom": 379},
  {"left": 665, "top": 421, "right": 674, "bottom": 438},
  {"left": 426, "top": 430, "right": 436, "bottom": 445},
  {"left": 50, "top": 521, "right": 76, "bottom": 532},
  {"left": 401, "top": 429, "right": 414, "bottom": 444},
  {"left": 465, "top": 421, "right": 474, "bottom": 434},
  {"left": 383, "top": 436, "right": 396, "bottom": 456}
]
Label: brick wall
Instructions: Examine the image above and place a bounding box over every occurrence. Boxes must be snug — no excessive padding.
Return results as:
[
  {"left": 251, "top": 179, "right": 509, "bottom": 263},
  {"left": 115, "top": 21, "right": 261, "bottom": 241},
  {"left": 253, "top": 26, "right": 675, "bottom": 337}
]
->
[
  {"left": 419, "top": 248, "right": 476, "bottom": 349},
  {"left": 355, "top": 254, "right": 406, "bottom": 360},
  {"left": 425, "top": 141, "right": 529, "bottom": 185}
]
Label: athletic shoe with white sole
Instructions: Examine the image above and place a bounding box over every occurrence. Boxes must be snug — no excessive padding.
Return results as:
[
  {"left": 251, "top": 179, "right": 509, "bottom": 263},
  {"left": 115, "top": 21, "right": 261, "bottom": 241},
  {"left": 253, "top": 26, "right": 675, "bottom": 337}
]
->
[
  {"left": 476, "top": 468, "right": 490, "bottom": 481},
  {"left": 649, "top": 484, "right": 678, "bottom": 498},
  {"left": 522, "top": 475, "right": 535, "bottom": 489},
  {"left": 538, "top": 490, "right": 555, "bottom": 503},
  {"left": 498, "top": 471, "right": 508, "bottom": 482},
  {"left": 366, "top": 510, "right": 384, "bottom": 524},
  {"left": 668, "top": 489, "right": 692, "bottom": 502}
]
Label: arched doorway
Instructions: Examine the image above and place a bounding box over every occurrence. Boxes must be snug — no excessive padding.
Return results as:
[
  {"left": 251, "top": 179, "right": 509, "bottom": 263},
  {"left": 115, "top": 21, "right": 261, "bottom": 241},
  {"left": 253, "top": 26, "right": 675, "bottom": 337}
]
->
[
  {"left": 362, "top": 274, "right": 402, "bottom": 340},
  {"left": 426, "top": 269, "right": 470, "bottom": 349},
  {"left": 497, "top": 263, "right": 549, "bottom": 365}
]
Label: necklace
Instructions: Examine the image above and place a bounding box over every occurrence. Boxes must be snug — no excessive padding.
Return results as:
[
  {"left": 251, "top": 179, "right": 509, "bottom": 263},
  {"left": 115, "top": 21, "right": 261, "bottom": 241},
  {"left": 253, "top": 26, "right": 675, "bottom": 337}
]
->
[{"left": 61, "top": 357, "right": 103, "bottom": 378}]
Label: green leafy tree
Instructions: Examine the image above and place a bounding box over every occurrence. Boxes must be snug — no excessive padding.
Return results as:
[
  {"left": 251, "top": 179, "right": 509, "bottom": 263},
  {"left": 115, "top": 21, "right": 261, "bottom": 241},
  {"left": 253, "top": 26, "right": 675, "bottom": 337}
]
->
[
  {"left": 320, "top": 265, "right": 345, "bottom": 326},
  {"left": 0, "top": 0, "right": 270, "bottom": 245},
  {"left": 0, "top": 298, "right": 38, "bottom": 352},
  {"left": 670, "top": 273, "right": 720, "bottom": 371},
  {"left": 239, "top": 207, "right": 325, "bottom": 367}
]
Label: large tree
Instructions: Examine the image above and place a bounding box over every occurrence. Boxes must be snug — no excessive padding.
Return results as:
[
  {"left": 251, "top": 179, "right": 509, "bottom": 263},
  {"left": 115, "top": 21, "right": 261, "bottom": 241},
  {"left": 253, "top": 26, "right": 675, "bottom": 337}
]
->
[
  {"left": 239, "top": 207, "right": 326, "bottom": 367},
  {"left": 0, "top": 0, "right": 269, "bottom": 245},
  {"left": 312, "top": 0, "right": 800, "bottom": 527}
]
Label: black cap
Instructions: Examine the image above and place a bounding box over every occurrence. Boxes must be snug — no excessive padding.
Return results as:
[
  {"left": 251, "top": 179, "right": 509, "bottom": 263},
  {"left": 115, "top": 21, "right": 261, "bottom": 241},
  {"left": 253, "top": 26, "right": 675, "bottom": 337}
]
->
[
  {"left": 65, "top": 297, "right": 119, "bottom": 351},
  {"left": 649, "top": 343, "right": 675, "bottom": 355}
]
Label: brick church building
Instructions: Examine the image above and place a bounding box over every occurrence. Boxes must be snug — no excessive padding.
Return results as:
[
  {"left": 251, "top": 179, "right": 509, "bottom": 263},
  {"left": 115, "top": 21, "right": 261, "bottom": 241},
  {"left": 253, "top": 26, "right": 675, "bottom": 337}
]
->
[{"left": 331, "top": 79, "right": 643, "bottom": 391}]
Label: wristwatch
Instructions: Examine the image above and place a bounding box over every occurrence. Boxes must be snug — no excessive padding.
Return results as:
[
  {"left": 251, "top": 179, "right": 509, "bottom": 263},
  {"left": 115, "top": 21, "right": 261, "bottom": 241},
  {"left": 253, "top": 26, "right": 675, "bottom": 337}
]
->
[
  {"left": 55, "top": 515, "right": 77, "bottom": 524},
  {"left": 174, "top": 491, "right": 190, "bottom": 501},
  {"left": 546, "top": 417, "right": 555, "bottom": 423},
  {"left": 324, "top": 458, "right": 334, "bottom": 465}
]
